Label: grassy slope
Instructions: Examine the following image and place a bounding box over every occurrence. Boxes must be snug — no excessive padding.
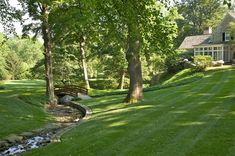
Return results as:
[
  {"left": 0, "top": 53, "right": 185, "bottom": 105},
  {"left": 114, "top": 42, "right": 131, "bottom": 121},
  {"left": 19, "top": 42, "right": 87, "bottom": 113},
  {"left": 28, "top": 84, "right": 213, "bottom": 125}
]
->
[
  {"left": 162, "top": 69, "right": 204, "bottom": 85},
  {"left": 90, "top": 69, "right": 204, "bottom": 97},
  {"left": 24, "top": 68, "right": 235, "bottom": 156},
  {"left": 0, "top": 80, "right": 52, "bottom": 139}
]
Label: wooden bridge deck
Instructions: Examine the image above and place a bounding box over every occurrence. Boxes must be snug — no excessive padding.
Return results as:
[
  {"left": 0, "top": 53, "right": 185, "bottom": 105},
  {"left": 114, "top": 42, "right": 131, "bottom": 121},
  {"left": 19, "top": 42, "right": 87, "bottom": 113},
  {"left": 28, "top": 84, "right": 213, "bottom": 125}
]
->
[{"left": 54, "top": 85, "right": 88, "bottom": 97}]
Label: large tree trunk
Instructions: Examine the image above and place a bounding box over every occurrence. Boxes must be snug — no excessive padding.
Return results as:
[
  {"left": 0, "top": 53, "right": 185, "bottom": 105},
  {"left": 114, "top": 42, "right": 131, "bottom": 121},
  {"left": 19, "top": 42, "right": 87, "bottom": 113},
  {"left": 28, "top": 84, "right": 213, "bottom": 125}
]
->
[
  {"left": 42, "top": 4, "right": 56, "bottom": 106},
  {"left": 79, "top": 35, "right": 90, "bottom": 89},
  {"left": 124, "top": 27, "right": 143, "bottom": 103},
  {"left": 117, "top": 70, "right": 125, "bottom": 90}
]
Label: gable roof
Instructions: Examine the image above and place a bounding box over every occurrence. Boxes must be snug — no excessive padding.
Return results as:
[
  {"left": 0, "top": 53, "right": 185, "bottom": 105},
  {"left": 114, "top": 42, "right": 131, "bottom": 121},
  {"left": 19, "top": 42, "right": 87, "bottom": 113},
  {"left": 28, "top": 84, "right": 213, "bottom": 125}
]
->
[
  {"left": 179, "top": 35, "right": 211, "bottom": 49},
  {"left": 228, "top": 12, "right": 235, "bottom": 19},
  {"left": 179, "top": 11, "right": 235, "bottom": 50}
]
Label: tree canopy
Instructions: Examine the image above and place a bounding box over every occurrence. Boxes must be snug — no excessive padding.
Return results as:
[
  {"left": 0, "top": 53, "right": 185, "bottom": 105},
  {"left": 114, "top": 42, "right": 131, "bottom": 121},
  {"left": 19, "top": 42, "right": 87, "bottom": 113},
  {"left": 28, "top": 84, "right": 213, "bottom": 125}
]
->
[
  {"left": 175, "top": 0, "right": 228, "bottom": 47},
  {"left": 1, "top": 0, "right": 183, "bottom": 104},
  {"left": 0, "top": 33, "right": 43, "bottom": 80}
]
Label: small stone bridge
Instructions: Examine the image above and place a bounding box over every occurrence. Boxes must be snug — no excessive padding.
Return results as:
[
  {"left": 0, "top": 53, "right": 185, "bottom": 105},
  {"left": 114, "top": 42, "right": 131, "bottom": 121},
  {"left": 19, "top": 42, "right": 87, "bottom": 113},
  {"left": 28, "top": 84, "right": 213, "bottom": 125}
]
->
[{"left": 54, "top": 85, "right": 88, "bottom": 97}]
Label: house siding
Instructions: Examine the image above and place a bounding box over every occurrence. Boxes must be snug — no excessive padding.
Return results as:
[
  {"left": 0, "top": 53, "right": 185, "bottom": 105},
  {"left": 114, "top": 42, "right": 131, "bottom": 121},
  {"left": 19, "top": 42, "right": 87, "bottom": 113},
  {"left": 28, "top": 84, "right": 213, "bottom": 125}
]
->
[
  {"left": 212, "top": 13, "right": 235, "bottom": 43},
  {"left": 179, "top": 12, "right": 235, "bottom": 62}
]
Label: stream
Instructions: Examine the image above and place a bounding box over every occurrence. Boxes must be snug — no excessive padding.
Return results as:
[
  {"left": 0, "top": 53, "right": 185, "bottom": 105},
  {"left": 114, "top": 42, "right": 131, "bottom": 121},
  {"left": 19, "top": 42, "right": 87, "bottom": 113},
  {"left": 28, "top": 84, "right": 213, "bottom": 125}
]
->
[
  {"left": 0, "top": 98, "right": 91, "bottom": 156},
  {"left": 0, "top": 133, "right": 52, "bottom": 156}
]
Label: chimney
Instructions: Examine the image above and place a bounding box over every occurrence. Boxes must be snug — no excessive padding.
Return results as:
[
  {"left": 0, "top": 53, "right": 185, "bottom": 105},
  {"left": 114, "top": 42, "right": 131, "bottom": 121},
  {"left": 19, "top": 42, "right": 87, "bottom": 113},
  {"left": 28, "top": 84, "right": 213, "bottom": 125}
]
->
[{"left": 203, "top": 27, "right": 212, "bottom": 35}]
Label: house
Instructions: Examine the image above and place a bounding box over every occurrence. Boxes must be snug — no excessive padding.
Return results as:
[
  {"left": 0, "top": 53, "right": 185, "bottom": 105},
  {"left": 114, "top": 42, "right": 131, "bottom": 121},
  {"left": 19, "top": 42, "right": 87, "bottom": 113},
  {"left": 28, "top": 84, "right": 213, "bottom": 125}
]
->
[{"left": 179, "top": 12, "right": 235, "bottom": 63}]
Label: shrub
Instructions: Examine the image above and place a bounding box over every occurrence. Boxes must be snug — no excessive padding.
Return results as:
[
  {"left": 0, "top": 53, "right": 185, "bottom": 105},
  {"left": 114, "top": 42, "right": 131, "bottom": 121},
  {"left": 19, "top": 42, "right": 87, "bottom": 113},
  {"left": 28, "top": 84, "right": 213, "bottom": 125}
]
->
[
  {"left": 90, "top": 79, "right": 118, "bottom": 90},
  {"left": 192, "top": 56, "right": 212, "bottom": 72},
  {"left": 165, "top": 53, "right": 184, "bottom": 73}
]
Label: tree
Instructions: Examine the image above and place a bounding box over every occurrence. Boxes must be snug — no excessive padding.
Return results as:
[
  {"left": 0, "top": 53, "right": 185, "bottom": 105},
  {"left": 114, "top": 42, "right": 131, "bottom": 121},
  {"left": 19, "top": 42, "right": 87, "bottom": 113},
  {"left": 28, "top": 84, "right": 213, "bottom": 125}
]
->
[
  {"left": 97, "top": 1, "right": 179, "bottom": 103},
  {"left": 6, "top": 37, "right": 43, "bottom": 68},
  {"left": 175, "top": 0, "right": 228, "bottom": 47},
  {"left": 0, "top": 33, "right": 43, "bottom": 80},
  {"left": 223, "top": 0, "right": 235, "bottom": 8},
  {"left": 6, "top": 37, "right": 43, "bottom": 79},
  {"left": 52, "top": 44, "right": 83, "bottom": 85},
  {"left": 92, "top": 37, "right": 128, "bottom": 89},
  {"left": 0, "top": 33, "right": 10, "bottom": 79},
  {"left": 5, "top": 52, "right": 26, "bottom": 80},
  {"left": 18, "top": 0, "right": 56, "bottom": 106},
  {"left": 0, "top": 0, "right": 21, "bottom": 35},
  {"left": 49, "top": 1, "right": 97, "bottom": 90}
]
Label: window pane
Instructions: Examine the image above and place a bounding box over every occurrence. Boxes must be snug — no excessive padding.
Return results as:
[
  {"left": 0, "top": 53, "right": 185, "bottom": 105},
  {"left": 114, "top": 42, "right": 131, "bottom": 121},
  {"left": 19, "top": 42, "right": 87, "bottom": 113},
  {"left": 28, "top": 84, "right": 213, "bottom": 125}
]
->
[
  {"left": 218, "top": 52, "right": 222, "bottom": 60},
  {"left": 213, "top": 51, "right": 217, "bottom": 60},
  {"left": 208, "top": 52, "right": 212, "bottom": 57},
  {"left": 195, "top": 52, "right": 199, "bottom": 56},
  {"left": 225, "top": 32, "right": 230, "bottom": 41}
]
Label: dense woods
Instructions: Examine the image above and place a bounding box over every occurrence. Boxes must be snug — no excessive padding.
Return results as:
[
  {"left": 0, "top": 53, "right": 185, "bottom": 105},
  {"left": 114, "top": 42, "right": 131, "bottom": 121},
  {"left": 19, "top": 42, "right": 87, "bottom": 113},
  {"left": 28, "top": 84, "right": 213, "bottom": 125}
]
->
[{"left": 0, "top": 0, "right": 230, "bottom": 104}]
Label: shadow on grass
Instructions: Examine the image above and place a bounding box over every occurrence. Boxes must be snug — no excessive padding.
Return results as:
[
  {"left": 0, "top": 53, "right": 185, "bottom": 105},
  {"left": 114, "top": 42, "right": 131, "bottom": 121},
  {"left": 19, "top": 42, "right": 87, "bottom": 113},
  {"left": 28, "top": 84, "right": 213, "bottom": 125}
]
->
[
  {"left": 21, "top": 68, "right": 235, "bottom": 156},
  {"left": 0, "top": 80, "right": 52, "bottom": 139}
]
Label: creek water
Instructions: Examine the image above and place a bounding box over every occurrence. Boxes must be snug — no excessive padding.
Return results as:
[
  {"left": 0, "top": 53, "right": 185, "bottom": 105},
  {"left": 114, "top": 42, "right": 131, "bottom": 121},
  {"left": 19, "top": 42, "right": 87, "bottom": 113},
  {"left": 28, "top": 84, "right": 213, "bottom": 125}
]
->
[
  {"left": 0, "top": 97, "right": 90, "bottom": 156},
  {"left": 0, "top": 132, "right": 53, "bottom": 156}
]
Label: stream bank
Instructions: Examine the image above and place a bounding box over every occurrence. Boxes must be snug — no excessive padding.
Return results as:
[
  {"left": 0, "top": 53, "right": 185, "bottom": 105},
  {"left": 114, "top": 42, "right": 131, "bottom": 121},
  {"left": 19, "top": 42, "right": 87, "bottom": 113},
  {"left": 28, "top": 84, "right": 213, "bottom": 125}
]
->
[{"left": 0, "top": 98, "right": 92, "bottom": 156}]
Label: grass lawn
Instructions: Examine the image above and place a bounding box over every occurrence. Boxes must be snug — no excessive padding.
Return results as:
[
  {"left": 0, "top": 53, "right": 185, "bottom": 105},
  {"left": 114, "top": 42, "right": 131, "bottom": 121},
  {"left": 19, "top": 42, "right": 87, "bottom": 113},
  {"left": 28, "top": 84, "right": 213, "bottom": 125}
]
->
[
  {"left": 24, "top": 68, "right": 235, "bottom": 156},
  {"left": 0, "top": 80, "right": 52, "bottom": 139}
]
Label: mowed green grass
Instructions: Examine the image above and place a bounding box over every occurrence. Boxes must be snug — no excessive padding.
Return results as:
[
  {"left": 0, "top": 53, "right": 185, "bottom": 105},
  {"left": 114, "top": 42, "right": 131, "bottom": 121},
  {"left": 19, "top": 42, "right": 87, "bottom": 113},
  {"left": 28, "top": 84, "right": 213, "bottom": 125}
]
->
[
  {"left": 0, "top": 80, "right": 52, "bottom": 139},
  {"left": 25, "top": 68, "right": 235, "bottom": 156}
]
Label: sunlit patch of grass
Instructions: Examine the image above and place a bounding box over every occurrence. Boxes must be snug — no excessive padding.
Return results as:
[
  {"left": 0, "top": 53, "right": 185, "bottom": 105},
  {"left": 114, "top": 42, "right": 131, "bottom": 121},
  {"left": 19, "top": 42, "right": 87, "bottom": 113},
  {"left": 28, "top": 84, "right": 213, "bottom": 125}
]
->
[
  {"left": 229, "top": 111, "right": 235, "bottom": 116},
  {"left": 25, "top": 68, "right": 235, "bottom": 156},
  {"left": 175, "top": 121, "right": 206, "bottom": 127},
  {"left": 108, "top": 121, "right": 128, "bottom": 128}
]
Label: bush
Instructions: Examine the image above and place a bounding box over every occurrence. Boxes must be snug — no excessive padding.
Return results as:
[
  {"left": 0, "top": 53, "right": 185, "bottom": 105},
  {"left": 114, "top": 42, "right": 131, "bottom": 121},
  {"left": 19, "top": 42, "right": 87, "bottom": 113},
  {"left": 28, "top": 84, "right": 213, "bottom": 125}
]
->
[
  {"left": 90, "top": 79, "right": 118, "bottom": 90},
  {"left": 165, "top": 54, "right": 184, "bottom": 73},
  {"left": 192, "top": 56, "right": 212, "bottom": 72}
]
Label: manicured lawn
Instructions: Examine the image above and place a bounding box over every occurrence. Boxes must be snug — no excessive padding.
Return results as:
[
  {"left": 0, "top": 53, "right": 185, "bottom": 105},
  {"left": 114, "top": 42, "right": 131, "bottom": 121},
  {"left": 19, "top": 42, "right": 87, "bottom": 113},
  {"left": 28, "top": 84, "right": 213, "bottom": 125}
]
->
[
  {"left": 24, "top": 68, "right": 235, "bottom": 156},
  {"left": 0, "top": 80, "right": 52, "bottom": 139}
]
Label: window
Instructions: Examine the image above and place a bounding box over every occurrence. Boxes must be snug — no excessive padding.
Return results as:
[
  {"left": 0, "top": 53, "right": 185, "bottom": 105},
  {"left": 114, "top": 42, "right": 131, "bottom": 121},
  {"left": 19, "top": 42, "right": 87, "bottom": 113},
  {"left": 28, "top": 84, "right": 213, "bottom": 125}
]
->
[
  {"left": 194, "top": 46, "right": 223, "bottom": 61},
  {"left": 223, "top": 32, "right": 226, "bottom": 41},
  {"left": 213, "top": 51, "right": 217, "bottom": 60},
  {"left": 195, "top": 52, "right": 200, "bottom": 56},
  {"left": 222, "top": 32, "right": 232, "bottom": 42}
]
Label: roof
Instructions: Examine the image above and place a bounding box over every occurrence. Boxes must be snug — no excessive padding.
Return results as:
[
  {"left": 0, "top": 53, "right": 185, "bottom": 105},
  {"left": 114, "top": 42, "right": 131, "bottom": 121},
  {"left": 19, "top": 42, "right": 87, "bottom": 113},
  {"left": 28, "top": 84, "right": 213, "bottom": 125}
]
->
[
  {"left": 228, "top": 12, "right": 235, "bottom": 19},
  {"left": 193, "top": 41, "right": 234, "bottom": 46},
  {"left": 179, "top": 35, "right": 211, "bottom": 49}
]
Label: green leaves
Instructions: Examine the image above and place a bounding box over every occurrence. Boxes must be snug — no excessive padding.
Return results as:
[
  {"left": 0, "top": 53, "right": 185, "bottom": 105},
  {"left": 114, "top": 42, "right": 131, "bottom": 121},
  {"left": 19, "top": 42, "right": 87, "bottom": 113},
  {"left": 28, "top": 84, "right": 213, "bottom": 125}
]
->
[
  {"left": 0, "top": 0, "right": 21, "bottom": 35},
  {"left": 175, "top": 0, "right": 228, "bottom": 47},
  {"left": 0, "top": 33, "right": 43, "bottom": 80},
  {"left": 223, "top": 0, "right": 233, "bottom": 8}
]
